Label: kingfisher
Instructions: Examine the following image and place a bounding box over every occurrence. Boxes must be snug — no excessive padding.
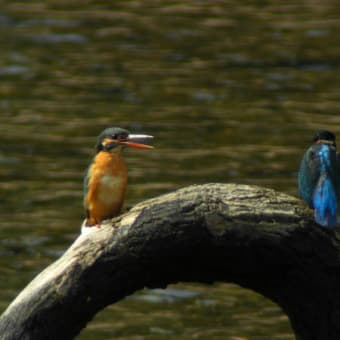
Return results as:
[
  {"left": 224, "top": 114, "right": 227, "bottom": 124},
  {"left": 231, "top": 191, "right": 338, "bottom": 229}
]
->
[
  {"left": 298, "top": 130, "right": 340, "bottom": 228},
  {"left": 83, "top": 127, "right": 153, "bottom": 229}
]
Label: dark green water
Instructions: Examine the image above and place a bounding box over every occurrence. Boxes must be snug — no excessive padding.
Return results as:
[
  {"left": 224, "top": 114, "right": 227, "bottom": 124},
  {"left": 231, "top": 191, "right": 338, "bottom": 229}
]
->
[{"left": 1, "top": 1, "right": 340, "bottom": 338}]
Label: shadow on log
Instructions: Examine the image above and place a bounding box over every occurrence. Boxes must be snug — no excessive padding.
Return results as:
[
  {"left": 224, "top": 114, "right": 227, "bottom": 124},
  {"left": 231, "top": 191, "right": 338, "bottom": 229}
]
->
[{"left": 0, "top": 183, "right": 339, "bottom": 340}]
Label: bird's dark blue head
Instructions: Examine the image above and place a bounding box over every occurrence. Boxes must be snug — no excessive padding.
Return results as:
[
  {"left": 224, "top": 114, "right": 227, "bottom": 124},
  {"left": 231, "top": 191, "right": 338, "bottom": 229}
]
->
[
  {"left": 96, "top": 126, "right": 154, "bottom": 153},
  {"left": 312, "top": 130, "right": 336, "bottom": 147},
  {"left": 96, "top": 127, "right": 129, "bottom": 152}
]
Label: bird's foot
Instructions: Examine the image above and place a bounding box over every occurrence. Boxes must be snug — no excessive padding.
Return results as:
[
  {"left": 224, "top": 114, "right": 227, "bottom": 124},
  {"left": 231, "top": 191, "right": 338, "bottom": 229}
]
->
[{"left": 80, "top": 219, "right": 100, "bottom": 235}]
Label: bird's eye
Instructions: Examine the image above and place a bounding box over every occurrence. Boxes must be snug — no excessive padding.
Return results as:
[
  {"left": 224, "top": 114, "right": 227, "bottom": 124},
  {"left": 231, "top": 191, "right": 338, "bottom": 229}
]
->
[{"left": 116, "top": 133, "right": 128, "bottom": 140}]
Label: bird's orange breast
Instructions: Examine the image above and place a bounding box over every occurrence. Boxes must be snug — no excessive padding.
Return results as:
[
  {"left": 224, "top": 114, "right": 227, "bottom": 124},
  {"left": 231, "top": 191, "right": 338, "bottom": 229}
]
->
[{"left": 84, "top": 151, "right": 128, "bottom": 225}]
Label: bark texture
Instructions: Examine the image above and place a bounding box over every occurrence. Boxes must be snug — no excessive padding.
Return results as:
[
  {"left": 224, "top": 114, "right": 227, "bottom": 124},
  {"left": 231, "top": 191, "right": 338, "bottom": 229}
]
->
[{"left": 0, "top": 183, "right": 339, "bottom": 340}]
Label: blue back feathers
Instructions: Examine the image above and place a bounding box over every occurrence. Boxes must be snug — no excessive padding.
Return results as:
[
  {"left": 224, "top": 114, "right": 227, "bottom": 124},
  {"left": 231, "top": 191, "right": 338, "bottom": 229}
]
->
[
  {"left": 312, "top": 145, "right": 338, "bottom": 227},
  {"left": 298, "top": 140, "right": 339, "bottom": 228}
]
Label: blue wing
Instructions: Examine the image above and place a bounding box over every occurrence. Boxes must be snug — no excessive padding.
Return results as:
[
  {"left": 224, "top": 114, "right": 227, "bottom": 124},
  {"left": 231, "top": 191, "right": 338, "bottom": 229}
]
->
[
  {"left": 313, "top": 174, "right": 338, "bottom": 227},
  {"left": 83, "top": 164, "right": 92, "bottom": 217},
  {"left": 312, "top": 144, "right": 338, "bottom": 228}
]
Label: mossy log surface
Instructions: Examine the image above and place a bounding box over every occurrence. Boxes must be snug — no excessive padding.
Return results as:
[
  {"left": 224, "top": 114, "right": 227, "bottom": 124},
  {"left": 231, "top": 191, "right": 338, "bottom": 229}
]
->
[{"left": 0, "top": 183, "right": 339, "bottom": 340}]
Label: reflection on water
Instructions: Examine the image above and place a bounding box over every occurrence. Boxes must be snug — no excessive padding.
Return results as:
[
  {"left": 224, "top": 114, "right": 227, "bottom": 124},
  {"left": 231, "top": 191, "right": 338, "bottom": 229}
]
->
[
  {"left": 2, "top": 0, "right": 340, "bottom": 338},
  {"left": 82, "top": 284, "right": 293, "bottom": 339}
]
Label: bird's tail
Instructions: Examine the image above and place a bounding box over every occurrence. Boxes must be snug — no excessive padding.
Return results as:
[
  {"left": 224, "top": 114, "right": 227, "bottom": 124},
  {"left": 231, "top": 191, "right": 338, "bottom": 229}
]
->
[{"left": 312, "top": 144, "right": 338, "bottom": 228}]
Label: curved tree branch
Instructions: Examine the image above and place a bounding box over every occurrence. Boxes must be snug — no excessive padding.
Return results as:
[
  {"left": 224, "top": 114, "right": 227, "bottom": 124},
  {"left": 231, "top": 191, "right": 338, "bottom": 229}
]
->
[{"left": 0, "top": 183, "right": 338, "bottom": 340}]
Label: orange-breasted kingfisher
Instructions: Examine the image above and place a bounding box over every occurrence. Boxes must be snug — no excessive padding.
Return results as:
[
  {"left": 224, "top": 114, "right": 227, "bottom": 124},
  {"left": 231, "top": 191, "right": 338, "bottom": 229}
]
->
[
  {"left": 298, "top": 130, "right": 340, "bottom": 228},
  {"left": 83, "top": 127, "right": 153, "bottom": 229}
]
